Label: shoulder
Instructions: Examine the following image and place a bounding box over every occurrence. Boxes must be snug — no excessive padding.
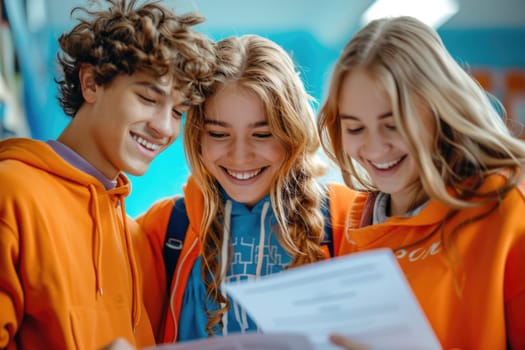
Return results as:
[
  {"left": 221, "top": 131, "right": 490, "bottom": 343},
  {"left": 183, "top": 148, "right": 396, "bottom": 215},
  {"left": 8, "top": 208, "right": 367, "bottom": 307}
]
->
[
  {"left": 326, "top": 182, "right": 355, "bottom": 197},
  {"left": 136, "top": 197, "right": 178, "bottom": 234},
  {"left": 0, "top": 158, "right": 51, "bottom": 205},
  {"left": 502, "top": 178, "right": 525, "bottom": 208},
  {"left": 480, "top": 172, "right": 525, "bottom": 203},
  {"left": 324, "top": 182, "right": 366, "bottom": 227},
  {"left": 515, "top": 178, "right": 525, "bottom": 200},
  {"left": 325, "top": 182, "right": 368, "bottom": 205},
  {"left": 182, "top": 176, "right": 205, "bottom": 228}
]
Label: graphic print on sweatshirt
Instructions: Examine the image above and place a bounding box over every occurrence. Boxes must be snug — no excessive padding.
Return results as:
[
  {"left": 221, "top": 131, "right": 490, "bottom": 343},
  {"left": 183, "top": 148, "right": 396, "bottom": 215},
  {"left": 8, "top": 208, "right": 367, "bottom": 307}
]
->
[
  {"left": 177, "top": 196, "right": 292, "bottom": 340},
  {"left": 224, "top": 233, "right": 291, "bottom": 333}
]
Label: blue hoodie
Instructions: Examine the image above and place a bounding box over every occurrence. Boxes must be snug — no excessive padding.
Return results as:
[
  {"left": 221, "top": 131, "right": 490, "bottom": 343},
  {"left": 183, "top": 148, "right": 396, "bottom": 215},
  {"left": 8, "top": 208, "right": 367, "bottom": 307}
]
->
[
  {"left": 178, "top": 191, "right": 291, "bottom": 341},
  {"left": 136, "top": 176, "right": 356, "bottom": 343}
]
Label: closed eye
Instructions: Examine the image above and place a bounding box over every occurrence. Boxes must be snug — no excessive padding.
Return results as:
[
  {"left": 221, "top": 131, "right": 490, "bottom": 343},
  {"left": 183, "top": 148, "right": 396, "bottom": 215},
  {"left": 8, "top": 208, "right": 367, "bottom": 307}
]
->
[
  {"left": 345, "top": 127, "right": 364, "bottom": 135},
  {"left": 254, "top": 132, "right": 272, "bottom": 138},
  {"left": 138, "top": 94, "right": 156, "bottom": 104},
  {"left": 385, "top": 124, "right": 397, "bottom": 131},
  {"left": 208, "top": 131, "right": 227, "bottom": 138},
  {"left": 172, "top": 109, "right": 184, "bottom": 119}
]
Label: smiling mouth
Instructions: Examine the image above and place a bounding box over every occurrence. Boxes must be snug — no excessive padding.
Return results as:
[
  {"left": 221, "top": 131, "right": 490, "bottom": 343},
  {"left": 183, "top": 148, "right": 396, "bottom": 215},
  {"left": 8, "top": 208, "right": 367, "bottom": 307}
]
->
[
  {"left": 224, "top": 167, "right": 265, "bottom": 180},
  {"left": 369, "top": 156, "right": 406, "bottom": 170},
  {"left": 131, "top": 133, "right": 161, "bottom": 151}
]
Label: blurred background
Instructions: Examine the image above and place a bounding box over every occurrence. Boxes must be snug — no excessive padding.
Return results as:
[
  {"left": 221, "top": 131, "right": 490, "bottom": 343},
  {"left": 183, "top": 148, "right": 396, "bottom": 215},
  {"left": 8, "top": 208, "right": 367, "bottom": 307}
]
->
[{"left": 1, "top": 0, "right": 524, "bottom": 217}]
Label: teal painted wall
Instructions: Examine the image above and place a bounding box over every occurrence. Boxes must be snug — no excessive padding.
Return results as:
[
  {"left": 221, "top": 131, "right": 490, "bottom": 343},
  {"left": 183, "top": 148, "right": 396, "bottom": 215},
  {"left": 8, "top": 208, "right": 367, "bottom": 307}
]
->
[{"left": 7, "top": 17, "right": 525, "bottom": 216}]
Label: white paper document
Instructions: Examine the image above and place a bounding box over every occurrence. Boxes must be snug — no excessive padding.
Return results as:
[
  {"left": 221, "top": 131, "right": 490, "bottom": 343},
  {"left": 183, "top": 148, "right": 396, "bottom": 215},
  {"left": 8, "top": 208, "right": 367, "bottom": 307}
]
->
[
  {"left": 223, "top": 248, "right": 442, "bottom": 350},
  {"left": 145, "top": 333, "right": 315, "bottom": 350}
]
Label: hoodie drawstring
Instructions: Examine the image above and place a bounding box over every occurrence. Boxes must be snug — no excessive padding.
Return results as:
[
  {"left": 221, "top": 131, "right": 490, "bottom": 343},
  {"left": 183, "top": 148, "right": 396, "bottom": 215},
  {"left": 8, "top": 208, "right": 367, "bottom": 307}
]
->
[
  {"left": 118, "top": 196, "right": 141, "bottom": 333},
  {"left": 88, "top": 184, "right": 140, "bottom": 333},
  {"left": 88, "top": 184, "right": 104, "bottom": 297},
  {"left": 220, "top": 200, "right": 232, "bottom": 334},
  {"left": 256, "top": 201, "right": 270, "bottom": 278}
]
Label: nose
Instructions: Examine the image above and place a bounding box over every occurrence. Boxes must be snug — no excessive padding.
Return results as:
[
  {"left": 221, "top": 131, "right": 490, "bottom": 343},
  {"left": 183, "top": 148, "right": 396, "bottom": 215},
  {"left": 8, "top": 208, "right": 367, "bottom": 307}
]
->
[
  {"left": 148, "top": 107, "right": 180, "bottom": 139},
  {"left": 362, "top": 130, "right": 390, "bottom": 157},
  {"left": 228, "top": 136, "right": 253, "bottom": 162}
]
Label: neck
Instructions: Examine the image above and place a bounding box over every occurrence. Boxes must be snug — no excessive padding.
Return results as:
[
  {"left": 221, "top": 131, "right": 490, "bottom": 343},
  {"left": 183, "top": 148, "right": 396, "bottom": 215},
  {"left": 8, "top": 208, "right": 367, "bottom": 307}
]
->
[{"left": 389, "top": 183, "right": 429, "bottom": 216}]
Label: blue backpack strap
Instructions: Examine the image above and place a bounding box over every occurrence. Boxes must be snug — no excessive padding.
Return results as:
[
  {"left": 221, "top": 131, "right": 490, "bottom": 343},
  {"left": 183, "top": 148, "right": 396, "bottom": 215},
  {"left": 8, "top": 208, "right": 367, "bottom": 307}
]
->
[
  {"left": 320, "top": 193, "right": 333, "bottom": 257},
  {"left": 163, "top": 197, "right": 189, "bottom": 291}
]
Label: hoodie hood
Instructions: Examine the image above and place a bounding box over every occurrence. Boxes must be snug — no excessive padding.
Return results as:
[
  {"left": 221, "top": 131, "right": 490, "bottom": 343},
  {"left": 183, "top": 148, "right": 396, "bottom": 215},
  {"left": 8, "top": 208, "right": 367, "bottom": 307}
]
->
[
  {"left": 181, "top": 176, "right": 273, "bottom": 245},
  {"left": 182, "top": 176, "right": 205, "bottom": 240},
  {"left": 0, "top": 138, "right": 141, "bottom": 331},
  {"left": 0, "top": 138, "right": 131, "bottom": 194},
  {"left": 346, "top": 174, "right": 517, "bottom": 249}
]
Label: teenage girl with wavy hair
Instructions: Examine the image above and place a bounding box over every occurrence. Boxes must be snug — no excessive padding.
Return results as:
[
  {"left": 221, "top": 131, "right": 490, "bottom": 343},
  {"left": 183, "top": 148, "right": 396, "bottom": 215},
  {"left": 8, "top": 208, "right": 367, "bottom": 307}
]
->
[
  {"left": 317, "top": 16, "right": 525, "bottom": 350},
  {"left": 138, "top": 34, "right": 353, "bottom": 342}
]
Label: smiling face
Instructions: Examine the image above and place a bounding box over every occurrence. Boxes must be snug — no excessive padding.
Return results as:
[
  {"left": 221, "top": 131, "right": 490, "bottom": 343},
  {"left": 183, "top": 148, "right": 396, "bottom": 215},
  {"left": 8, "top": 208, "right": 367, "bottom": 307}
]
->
[
  {"left": 338, "top": 69, "right": 425, "bottom": 215},
  {"left": 201, "top": 83, "right": 286, "bottom": 207},
  {"left": 63, "top": 69, "right": 189, "bottom": 179}
]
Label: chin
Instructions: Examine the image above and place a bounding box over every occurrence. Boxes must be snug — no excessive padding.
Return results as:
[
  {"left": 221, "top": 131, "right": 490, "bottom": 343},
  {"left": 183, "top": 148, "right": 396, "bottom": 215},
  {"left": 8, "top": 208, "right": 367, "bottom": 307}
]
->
[
  {"left": 230, "top": 193, "right": 251, "bottom": 203},
  {"left": 124, "top": 166, "right": 149, "bottom": 177},
  {"left": 227, "top": 193, "right": 256, "bottom": 206}
]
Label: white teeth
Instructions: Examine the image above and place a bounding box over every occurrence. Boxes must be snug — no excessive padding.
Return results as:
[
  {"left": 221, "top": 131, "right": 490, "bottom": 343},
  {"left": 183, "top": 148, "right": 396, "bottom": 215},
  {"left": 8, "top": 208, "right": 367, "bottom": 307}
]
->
[
  {"left": 371, "top": 158, "right": 402, "bottom": 169},
  {"left": 226, "top": 168, "right": 262, "bottom": 180},
  {"left": 132, "top": 135, "right": 160, "bottom": 151}
]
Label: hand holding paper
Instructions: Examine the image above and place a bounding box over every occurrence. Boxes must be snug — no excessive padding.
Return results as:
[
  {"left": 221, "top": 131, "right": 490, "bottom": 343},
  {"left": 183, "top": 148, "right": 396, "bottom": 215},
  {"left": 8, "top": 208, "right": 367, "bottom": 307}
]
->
[{"left": 223, "top": 248, "right": 442, "bottom": 350}]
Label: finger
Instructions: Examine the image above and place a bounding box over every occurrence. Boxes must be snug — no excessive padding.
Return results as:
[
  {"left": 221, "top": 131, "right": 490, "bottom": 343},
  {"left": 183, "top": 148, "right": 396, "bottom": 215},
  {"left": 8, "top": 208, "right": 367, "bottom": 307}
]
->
[
  {"left": 329, "top": 334, "right": 369, "bottom": 350},
  {"left": 98, "top": 338, "right": 136, "bottom": 350}
]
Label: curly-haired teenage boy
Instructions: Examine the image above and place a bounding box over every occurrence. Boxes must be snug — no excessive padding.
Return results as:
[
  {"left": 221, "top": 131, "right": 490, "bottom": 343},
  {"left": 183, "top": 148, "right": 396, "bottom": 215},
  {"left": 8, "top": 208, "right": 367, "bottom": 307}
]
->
[{"left": 0, "top": 0, "right": 215, "bottom": 349}]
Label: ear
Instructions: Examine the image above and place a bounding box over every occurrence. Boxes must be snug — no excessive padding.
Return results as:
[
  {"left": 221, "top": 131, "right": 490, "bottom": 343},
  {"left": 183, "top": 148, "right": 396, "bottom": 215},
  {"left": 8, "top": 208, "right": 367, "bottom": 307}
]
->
[{"left": 79, "top": 64, "right": 99, "bottom": 103}]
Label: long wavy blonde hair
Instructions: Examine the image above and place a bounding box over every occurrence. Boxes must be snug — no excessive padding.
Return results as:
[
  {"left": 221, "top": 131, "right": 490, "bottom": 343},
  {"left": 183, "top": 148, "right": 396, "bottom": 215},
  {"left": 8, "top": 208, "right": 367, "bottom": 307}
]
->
[
  {"left": 318, "top": 16, "right": 525, "bottom": 211},
  {"left": 184, "top": 34, "right": 327, "bottom": 335}
]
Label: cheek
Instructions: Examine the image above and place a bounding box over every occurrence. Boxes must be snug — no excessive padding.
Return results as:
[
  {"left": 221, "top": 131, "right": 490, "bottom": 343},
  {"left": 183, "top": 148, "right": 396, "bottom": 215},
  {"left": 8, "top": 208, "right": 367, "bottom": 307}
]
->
[
  {"left": 173, "top": 119, "right": 182, "bottom": 137},
  {"left": 341, "top": 133, "right": 358, "bottom": 157},
  {"left": 265, "top": 141, "right": 287, "bottom": 164},
  {"left": 200, "top": 137, "right": 222, "bottom": 162},
  {"left": 200, "top": 149, "right": 215, "bottom": 172},
  {"left": 121, "top": 98, "right": 147, "bottom": 119}
]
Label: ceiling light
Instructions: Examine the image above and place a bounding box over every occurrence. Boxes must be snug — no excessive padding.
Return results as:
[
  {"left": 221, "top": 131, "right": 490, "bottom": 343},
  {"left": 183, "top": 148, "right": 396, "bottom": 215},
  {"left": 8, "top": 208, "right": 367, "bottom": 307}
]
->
[{"left": 362, "top": 0, "right": 459, "bottom": 28}]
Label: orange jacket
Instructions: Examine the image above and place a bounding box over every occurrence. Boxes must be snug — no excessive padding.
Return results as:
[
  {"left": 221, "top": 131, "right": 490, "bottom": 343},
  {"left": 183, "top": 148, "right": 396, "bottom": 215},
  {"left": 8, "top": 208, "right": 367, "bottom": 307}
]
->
[
  {"left": 136, "top": 176, "right": 355, "bottom": 343},
  {"left": 0, "top": 138, "right": 155, "bottom": 350},
  {"left": 339, "top": 173, "right": 525, "bottom": 350}
]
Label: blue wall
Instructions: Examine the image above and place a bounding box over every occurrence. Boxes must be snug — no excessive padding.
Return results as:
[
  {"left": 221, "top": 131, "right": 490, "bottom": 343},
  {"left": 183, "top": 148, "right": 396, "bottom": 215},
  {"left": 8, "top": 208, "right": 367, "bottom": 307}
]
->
[
  {"left": 439, "top": 28, "right": 525, "bottom": 68},
  {"left": 129, "top": 27, "right": 525, "bottom": 217},
  {"left": 8, "top": 15, "right": 525, "bottom": 216}
]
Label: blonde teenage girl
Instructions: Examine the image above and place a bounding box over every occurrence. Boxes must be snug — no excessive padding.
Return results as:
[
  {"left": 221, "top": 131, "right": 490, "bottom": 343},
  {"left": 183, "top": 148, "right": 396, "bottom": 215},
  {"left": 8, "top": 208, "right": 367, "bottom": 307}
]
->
[{"left": 318, "top": 16, "right": 525, "bottom": 350}]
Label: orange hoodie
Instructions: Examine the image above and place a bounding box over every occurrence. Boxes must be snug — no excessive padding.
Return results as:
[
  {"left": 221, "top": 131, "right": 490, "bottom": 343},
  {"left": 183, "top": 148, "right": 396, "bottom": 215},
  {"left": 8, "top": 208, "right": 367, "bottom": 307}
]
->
[
  {"left": 136, "top": 177, "right": 355, "bottom": 343},
  {"left": 0, "top": 138, "right": 155, "bottom": 350},
  {"left": 339, "top": 173, "right": 525, "bottom": 350}
]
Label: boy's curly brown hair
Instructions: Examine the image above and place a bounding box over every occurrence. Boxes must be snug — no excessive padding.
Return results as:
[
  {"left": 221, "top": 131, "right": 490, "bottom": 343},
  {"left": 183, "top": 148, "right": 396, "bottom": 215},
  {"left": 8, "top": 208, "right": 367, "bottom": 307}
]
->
[{"left": 56, "top": 0, "right": 216, "bottom": 117}]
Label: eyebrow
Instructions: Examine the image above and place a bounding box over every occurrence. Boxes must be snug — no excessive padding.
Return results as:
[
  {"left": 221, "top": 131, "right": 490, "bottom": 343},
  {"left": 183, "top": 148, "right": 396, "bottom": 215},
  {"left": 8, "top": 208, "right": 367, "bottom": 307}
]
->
[
  {"left": 339, "top": 112, "right": 393, "bottom": 120},
  {"left": 135, "top": 81, "right": 168, "bottom": 96},
  {"left": 135, "top": 81, "right": 190, "bottom": 106},
  {"left": 204, "top": 119, "right": 268, "bottom": 128}
]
